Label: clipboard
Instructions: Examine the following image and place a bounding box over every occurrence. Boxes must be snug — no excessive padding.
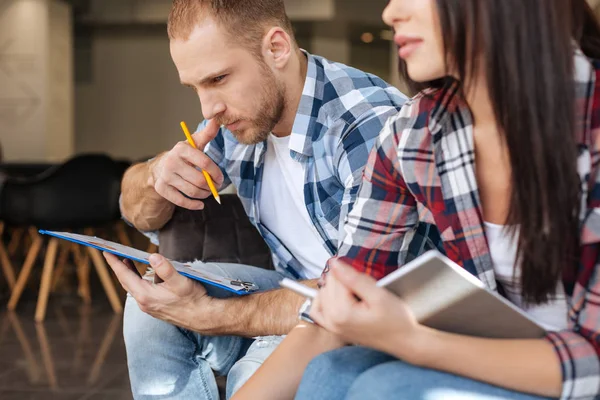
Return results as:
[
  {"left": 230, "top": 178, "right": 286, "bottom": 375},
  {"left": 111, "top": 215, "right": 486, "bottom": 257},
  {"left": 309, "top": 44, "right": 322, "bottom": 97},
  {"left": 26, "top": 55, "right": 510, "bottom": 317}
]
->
[{"left": 39, "top": 230, "right": 259, "bottom": 295}]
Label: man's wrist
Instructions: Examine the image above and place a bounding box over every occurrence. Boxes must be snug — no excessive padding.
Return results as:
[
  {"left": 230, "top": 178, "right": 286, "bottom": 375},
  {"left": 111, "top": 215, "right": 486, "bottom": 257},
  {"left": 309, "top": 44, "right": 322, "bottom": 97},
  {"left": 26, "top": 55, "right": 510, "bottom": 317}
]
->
[
  {"left": 192, "top": 296, "right": 248, "bottom": 336},
  {"left": 146, "top": 157, "right": 161, "bottom": 190}
]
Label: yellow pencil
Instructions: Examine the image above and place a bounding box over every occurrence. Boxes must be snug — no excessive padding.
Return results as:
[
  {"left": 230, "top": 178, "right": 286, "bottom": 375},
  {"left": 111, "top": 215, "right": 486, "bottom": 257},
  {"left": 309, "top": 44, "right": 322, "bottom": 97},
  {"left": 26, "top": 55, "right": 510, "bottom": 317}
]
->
[{"left": 180, "top": 121, "right": 221, "bottom": 205}]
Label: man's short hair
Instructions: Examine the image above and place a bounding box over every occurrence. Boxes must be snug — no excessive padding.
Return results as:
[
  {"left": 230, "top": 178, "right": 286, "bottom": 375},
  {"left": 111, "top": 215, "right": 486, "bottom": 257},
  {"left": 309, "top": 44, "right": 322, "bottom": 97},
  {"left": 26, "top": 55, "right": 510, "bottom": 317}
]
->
[{"left": 168, "top": 0, "right": 296, "bottom": 52}]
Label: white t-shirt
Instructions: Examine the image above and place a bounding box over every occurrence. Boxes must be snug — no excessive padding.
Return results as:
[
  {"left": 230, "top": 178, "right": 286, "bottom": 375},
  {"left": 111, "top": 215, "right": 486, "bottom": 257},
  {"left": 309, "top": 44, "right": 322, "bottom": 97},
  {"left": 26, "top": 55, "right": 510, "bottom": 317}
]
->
[
  {"left": 484, "top": 222, "right": 569, "bottom": 331},
  {"left": 258, "top": 134, "right": 331, "bottom": 279}
]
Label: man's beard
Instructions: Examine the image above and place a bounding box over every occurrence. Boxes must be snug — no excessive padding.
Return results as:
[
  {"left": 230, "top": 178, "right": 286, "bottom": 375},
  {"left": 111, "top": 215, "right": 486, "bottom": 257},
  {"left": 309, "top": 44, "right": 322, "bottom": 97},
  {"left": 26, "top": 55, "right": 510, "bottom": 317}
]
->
[{"left": 217, "top": 71, "right": 286, "bottom": 145}]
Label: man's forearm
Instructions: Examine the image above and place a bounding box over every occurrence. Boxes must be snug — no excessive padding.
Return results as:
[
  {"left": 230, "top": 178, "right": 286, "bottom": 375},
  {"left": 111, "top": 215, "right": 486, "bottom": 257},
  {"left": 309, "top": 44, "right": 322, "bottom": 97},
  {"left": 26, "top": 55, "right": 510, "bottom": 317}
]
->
[
  {"left": 120, "top": 156, "right": 175, "bottom": 232},
  {"left": 205, "top": 280, "right": 318, "bottom": 337}
]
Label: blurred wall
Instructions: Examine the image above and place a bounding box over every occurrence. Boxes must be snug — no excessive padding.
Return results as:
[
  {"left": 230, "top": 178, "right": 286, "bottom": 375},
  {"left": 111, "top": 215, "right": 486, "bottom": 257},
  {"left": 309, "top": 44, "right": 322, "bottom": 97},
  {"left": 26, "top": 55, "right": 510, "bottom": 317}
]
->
[
  {"left": 75, "top": 26, "right": 200, "bottom": 161},
  {"left": 74, "top": 27, "right": 330, "bottom": 161},
  {"left": 0, "top": 0, "right": 73, "bottom": 162}
]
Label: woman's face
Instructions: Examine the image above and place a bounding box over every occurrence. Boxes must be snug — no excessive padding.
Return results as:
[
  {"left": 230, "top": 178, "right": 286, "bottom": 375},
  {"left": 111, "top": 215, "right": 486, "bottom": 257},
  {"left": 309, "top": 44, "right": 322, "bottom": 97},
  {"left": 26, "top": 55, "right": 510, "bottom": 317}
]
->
[{"left": 383, "top": 0, "right": 447, "bottom": 83}]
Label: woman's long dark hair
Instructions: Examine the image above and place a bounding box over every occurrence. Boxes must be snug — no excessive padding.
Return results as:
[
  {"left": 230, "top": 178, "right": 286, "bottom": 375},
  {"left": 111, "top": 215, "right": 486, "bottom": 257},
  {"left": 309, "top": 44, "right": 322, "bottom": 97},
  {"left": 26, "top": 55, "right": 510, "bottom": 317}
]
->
[{"left": 399, "top": 0, "right": 600, "bottom": 304}]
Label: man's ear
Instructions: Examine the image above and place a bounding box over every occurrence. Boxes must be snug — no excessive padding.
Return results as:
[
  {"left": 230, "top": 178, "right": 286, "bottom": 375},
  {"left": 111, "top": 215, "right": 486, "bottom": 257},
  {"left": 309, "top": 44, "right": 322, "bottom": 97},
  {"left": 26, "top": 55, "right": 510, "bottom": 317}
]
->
[{"left": 262, "top": 27, "right": 293, "bottom": 69}]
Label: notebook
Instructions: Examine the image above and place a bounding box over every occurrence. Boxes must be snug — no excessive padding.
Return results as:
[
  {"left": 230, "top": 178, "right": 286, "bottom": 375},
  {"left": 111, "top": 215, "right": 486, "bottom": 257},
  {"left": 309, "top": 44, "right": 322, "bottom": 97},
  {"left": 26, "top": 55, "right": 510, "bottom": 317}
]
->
[
  {"left": 377, "top": 251, "right": 546, "bottom": 339},
  {"left": 281, "top": 250, "right": 546, "bottom": 339},
  {"left": 39, "top": 230, "right": 259, "bottom": 296}
]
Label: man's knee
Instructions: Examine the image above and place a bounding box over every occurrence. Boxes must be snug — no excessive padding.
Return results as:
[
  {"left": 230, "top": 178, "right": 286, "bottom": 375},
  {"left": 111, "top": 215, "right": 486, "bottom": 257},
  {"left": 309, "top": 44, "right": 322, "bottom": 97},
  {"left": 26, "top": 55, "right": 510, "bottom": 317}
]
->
[
  {"left": 123, "top": 295, "right": 184, "bottom": 355},
  {"left": 226, "top": 336, "right": 284, "bottom": 398}
]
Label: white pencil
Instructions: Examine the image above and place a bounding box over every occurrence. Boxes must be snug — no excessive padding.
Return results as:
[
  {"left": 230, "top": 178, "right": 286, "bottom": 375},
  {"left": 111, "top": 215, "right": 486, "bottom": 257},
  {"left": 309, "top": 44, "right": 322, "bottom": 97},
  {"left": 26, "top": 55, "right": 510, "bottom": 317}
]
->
[{"left": 279, "top": 278, "right": 318, "bottom": 299}]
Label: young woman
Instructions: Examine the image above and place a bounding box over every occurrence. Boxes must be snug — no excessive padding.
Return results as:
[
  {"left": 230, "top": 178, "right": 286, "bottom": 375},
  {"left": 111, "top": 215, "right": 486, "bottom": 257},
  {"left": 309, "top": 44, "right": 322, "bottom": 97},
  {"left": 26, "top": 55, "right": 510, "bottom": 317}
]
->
[{"left": 233, "top": 1, "right": 600, "bottom": 399}]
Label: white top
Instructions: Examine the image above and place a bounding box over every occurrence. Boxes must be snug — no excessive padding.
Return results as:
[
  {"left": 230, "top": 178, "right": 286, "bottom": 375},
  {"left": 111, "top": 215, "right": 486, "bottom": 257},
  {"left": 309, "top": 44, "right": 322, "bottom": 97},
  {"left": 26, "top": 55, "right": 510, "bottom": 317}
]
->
[
  {"left": 258, "top": 134, "right": 331, "bottom": 279},
  {"left": 484, "top": 222, "right": 569, "bottom": 331}
]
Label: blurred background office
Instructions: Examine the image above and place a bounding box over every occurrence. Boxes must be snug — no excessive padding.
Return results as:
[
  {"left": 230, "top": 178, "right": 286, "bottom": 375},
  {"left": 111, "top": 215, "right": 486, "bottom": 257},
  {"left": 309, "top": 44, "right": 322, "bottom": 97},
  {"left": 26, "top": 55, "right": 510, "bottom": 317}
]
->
[
  {"left": 0, "top": 1, "right": 599, "bottom": 399},
  {"left": 0, "top": 0, "right": 405, "bottom": 164}
]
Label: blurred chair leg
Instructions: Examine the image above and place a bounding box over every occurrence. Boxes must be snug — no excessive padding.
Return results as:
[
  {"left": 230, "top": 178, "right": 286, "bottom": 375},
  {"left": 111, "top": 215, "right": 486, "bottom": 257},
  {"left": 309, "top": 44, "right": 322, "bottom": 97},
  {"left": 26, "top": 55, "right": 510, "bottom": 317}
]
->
[
  {"left": 85, "top": 228, "right": 123, "bottom": 314},
  {"left": 51, "top": 241, "right": 70, "bottom": 292},
  {"left": 116, "top": 221, "right": 147, "bottom": 278},
  {"left": 73, "top": 304, "right": 91, "bottom": 369},
  {"left": 147, "top": 242, "right": 158, "bottom": 253},
  {"left": 7, "top": 227, "right": 24, "bottom": 257},
  {"left": 115, "top": 221, "right": 133, "bottom": 247},
  {"left": 87, "top": 313, "right": 120, "bottom": 384},
  {"left": 73, "top": 244, "right": 91, "bottom": 305},
  {"left": 52, "top": 307, "right": 74, "bottom": 341},
  {"left": 7, "top": 229, "right": 43, "bottom": 311},
  {"left": 8, "top": 312, "right": 41, "bottom": 383},
  {"left": 0, "top": 313, "right": 9, "bottom": 344},
  {"left": 87, "top": 247, "right": 123, "bottom": 314},
  {"left": 0, "top": 223, "right": 16, "bottom": 290},
  {"left": 21, "top": 230, "right": 33, "bottom": 258},
  {"left": 35, "top": 237, "right": 59, "bottom": 322},
  {"left": 0, "top": 243, "right": 16, "bottom": 290},
  {"left": 35, "top": 322, "right": 58, "bottom": 389}
]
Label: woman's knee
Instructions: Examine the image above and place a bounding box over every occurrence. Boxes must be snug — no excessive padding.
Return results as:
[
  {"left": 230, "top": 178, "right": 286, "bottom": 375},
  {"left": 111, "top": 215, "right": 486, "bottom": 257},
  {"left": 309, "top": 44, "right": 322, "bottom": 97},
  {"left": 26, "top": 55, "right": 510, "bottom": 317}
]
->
[
  {"left": 345, "top": 361, "right": 426, "bottom": 400},
  {"left": 306, "top": 346, "right": 392, "bottom": 379},
  {"left": 296, "top": 347, "right": 395, "bottom": 400}
]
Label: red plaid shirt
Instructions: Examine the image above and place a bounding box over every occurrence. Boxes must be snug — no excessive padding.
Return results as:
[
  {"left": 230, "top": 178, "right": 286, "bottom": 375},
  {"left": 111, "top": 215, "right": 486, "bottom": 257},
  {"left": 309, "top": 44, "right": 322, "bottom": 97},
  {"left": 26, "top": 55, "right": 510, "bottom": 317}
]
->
[{"left": 334, "top": 52, "right": 600, "bottom": 399}]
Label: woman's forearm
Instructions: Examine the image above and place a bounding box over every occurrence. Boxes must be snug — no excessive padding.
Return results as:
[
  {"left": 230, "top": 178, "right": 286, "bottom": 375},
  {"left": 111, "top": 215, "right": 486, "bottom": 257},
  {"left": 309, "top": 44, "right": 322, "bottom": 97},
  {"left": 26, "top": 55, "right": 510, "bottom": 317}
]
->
[
  {"left": 392, "top": 327, "right": 562, "bottom": 398},
  {"left": 232, "top": 323, "right": 345, "bottom": 400}
]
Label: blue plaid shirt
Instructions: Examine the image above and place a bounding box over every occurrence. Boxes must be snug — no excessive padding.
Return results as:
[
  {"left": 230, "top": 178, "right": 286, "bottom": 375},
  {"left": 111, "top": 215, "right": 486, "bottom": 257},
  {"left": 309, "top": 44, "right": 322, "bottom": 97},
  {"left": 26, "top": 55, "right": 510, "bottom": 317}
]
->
[{"left": 198, "top": 52, "right": 408, "bottom": 279}]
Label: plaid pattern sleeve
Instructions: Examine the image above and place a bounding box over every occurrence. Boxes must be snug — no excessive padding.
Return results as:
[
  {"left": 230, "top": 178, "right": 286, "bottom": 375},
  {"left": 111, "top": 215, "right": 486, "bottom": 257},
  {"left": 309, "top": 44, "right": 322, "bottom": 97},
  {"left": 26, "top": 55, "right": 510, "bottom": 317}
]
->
[
  {"left": 333, "top": 106, "right": 407, "bottom": 244},
  {"left": 332, "top": 112, "right": 420, "bottom": 279},
  {"left": 199, "top": 120, "right": 233, "bottom": 190},
  {"left": 544, "top": 62, "right": 600, "bottom": 399}
]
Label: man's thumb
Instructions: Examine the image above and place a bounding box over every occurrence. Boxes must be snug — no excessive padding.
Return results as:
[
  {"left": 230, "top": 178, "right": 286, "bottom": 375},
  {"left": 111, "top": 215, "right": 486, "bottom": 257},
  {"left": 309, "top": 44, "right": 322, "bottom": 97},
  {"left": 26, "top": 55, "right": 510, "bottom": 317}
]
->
[
  {"left": 149, "top": 254, "right": 178, "bottom": 282},
  {"left": 192, "top": 119, "right": 220, "bottom": 151}
]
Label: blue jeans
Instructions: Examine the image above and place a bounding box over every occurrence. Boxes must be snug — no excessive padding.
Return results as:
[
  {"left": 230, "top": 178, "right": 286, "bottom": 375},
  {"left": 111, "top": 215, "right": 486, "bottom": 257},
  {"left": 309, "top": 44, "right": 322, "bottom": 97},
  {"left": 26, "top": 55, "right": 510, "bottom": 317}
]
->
[
  {"left": 295, "top": 347, "right": 554, "bottom": 400},
  {"left": 123, "top": 262, "right": 288, "bottom": 400}
]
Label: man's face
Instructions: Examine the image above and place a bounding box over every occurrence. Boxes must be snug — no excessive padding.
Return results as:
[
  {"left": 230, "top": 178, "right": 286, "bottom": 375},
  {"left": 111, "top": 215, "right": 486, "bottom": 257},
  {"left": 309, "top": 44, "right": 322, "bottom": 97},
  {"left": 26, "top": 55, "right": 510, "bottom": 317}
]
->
[{"left": 170, "top": 18, "right": 285, "bottom": 145}]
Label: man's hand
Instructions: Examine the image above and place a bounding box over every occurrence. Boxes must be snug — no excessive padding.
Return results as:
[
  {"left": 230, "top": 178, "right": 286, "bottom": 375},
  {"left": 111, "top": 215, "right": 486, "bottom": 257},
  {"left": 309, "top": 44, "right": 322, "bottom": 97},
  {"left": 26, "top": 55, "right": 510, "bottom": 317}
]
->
[
  {"left": 149, "top": 119, "right": 224, "bottom": 210},
  {"left": 104, "top": 252, "right": 218, "bottom": 333}
]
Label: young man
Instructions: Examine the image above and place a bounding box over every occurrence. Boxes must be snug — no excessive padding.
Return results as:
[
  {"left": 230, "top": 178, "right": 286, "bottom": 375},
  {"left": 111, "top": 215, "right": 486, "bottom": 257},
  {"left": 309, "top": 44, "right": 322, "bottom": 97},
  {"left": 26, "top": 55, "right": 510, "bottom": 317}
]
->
[{"left": 108, "top": 1, "right": 437, "bottom": 399}]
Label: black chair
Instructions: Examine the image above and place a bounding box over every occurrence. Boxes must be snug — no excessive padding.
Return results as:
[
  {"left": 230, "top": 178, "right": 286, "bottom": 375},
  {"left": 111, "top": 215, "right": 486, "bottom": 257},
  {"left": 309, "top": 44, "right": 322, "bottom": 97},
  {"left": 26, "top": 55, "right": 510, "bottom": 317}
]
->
[
  {"left": 0, "top": 163, "right": 55, "bottom": 179},
  {"left": 0, "top": 162, "right": 58, "bottom": 279},
  {"left": 2, "top": 154, "right": 127, "bottom": 321},
  {"left": 158, "top": 195, "right": 273, "bottom": 269}
]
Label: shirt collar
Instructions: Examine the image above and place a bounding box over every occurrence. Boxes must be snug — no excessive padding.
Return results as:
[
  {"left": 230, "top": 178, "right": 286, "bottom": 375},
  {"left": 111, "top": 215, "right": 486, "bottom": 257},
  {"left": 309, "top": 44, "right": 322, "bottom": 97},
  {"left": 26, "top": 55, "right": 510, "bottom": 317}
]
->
[{"left": 288, "top": 50, "right": 324, "bottom": 159}]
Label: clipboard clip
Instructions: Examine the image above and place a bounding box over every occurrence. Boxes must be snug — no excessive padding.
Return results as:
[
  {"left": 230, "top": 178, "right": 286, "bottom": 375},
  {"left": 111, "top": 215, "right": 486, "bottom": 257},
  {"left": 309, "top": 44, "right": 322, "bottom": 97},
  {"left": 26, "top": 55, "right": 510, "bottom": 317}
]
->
[{"left": 230, "top": 280, "right": 258, "bottom": 292}]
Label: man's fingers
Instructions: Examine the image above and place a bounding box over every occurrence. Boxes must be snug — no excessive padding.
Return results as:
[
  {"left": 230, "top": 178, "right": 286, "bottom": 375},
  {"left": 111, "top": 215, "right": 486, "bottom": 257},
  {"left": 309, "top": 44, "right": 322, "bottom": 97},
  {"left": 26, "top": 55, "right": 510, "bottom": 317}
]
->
[
  {"left": 149, "top": 254, "right": 184, "bottom": 285},
  {"left": 191, "top": 119, "right": 221, "bottom": 151},
  {"left": 170, "top": 173, "right": 212, "bottom": 200},
  {"left": 103, "top": 252, "right": 150, "bottom": 296},
  {"left": 156, "top": 184, "right": 205, "bottom": 210},
  {"left": 175, "top": 161, "right": 210, "bottom": 190},
  {"left": 123, "top": 258, "right": 143, "bottom": 278},
  {"left": 180, "top": 148, "right": 224, "bottom": 188}
]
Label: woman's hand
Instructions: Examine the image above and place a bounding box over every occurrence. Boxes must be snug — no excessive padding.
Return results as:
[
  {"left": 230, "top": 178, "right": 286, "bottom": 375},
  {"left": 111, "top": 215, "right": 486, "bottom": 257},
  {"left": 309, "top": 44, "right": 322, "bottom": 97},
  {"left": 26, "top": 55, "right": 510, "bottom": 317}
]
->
[{"left": 309, "top": 259, "right": 427, "bottom": 362}]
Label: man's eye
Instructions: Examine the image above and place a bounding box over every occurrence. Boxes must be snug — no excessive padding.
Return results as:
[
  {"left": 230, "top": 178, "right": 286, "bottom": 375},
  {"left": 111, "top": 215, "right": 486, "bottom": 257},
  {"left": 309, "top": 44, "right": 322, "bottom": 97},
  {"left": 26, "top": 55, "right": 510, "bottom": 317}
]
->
[{"left": 213, "top": 75, "right": 227, "bottom": 83}]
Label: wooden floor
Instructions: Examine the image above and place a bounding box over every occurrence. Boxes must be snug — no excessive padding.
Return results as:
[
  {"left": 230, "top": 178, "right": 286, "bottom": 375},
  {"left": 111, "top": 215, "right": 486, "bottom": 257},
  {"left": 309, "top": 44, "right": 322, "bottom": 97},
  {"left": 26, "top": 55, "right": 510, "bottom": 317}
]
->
[{"left": 0, "top": 298, "right": 132, "bottom": 400}]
